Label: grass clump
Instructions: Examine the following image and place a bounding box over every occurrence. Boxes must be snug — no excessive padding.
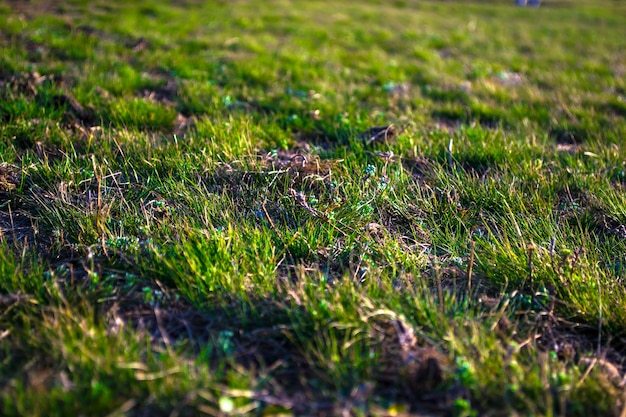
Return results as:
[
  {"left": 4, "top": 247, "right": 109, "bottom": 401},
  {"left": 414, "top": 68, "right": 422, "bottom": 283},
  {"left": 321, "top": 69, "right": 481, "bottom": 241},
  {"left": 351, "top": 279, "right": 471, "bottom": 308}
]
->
[{"left": 1, "top": 0, "right": 626, "bottom": 415}]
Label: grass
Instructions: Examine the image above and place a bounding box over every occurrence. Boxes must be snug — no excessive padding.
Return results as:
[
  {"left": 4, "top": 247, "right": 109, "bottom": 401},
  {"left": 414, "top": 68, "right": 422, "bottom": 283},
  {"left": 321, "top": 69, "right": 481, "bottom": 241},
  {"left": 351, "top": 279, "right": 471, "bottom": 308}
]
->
[{"left": 1, "top": 0, "right": 626, "bottom": 415}]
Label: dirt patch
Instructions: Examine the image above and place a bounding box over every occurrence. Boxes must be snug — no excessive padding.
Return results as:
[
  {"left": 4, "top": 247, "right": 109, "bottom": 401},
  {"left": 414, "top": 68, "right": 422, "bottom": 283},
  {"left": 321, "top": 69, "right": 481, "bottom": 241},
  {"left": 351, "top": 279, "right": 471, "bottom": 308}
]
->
[
  {"left": 291, "top": 124, "right": 356, "bottom": 150},
  {"left": 0, "top": 207, "right": 39, "bottom": 250},
  {"left": 203, "top": 145, "right": 340, "bottom": 200},
  {"left": 555, "top": 185, "right": 626, "bottom": 243},
  {"left": 138, "top": 77, "right": 178, "bottom": 107},
  {"left": 555, "top": 185, "right": 588, "bottom": 218},
  {"left": 536, "top": 308, "right": 626, "bottom": 396},
  {"left": 74, "top": 24, "right": 102, "bottom": 37},
  {"left": 358, "top": 125, "right": 397, "bottom": 145},
  {"left": 0, "top": 165, "right": 35, "bottom": 248},
  {"left": 21, "top": 38, "right": 50, "bottom": 62},
  {"left": 401, "top": 154, "right": 435, "bottom": 180},
  {"left": 262, "top": 145, "right": 336, "bottom": 174},
  {"left": 127, "top": 37, "right": 150, "bottom": 52},
  {"left": 464, "top": 280, "right": 626, "bottom": 408},
  {"left": 492, "top": 71, "right": 524, "bottom": 87},
  {"left": 361, "top": 313, "right": 463, "bottom": 414},
  {"left": 133, "top": 72, "right": 197, "bottom": 136},
  {"left": 47, "top": 92, "right": 95, "bottom": 124},
  {"left": 5, "top": 0, "right": 60, "bottom": 18},
  {"left": 430, "top": 118, "right": 463, "bottom": 133},
  {"left": 0, "top": 71, "right": 63, "bottom": 98},
  {"left": 291, "top": 123, "right": 403, "bottom": 151},
  {"left": 74, "top": 23, "right": 154, "bottom": 53},
  {"left": 0, "top": 163, "right": 21, "bottom": 194},
  {"left": 603, "top": 99, "right": 626, "bottom": 119},
  {"left": 549, "top": 126, "right": 587, "bottom": 145},
  {"left": 0, "top": 71, "right": 97, "bottom": 126},
  {"left": 106, "top": 294, "right": 296, "bottom": 365},
  {"left": 431, "top": 109, "right": 502, "bottom": 130},
  {"left": 172, "top": 113, "right": 194, "bottom": 136}
]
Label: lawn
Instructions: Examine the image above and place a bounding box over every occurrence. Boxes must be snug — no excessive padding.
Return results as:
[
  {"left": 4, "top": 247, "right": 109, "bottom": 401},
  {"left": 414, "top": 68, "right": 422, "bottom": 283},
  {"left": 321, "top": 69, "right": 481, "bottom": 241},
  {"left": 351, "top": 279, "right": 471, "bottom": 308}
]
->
[{"left": 1, "top": 0, "right": 626, "bottom": 415}]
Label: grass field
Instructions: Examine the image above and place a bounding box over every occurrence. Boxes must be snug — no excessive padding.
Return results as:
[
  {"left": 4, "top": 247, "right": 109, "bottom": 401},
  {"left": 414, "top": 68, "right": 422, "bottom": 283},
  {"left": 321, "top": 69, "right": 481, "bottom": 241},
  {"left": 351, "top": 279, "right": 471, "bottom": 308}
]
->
[{"left": 1, "top": 0, "right": 626, "bottom": 415}]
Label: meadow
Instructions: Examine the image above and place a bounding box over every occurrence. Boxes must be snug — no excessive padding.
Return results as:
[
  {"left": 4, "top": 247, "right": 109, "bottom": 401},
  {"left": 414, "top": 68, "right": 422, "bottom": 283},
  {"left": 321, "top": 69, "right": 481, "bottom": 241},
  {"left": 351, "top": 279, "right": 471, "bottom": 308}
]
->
[{"left": 1, "top": 0, "right": 626, "bottom": 415}]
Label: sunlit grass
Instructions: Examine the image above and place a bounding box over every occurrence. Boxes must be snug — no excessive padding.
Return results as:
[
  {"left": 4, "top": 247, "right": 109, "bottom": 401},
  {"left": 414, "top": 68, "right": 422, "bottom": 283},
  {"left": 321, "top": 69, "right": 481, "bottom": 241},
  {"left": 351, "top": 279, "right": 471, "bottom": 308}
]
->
[{"left": 1, "top": 0, "right": 625, "bottom": 415}]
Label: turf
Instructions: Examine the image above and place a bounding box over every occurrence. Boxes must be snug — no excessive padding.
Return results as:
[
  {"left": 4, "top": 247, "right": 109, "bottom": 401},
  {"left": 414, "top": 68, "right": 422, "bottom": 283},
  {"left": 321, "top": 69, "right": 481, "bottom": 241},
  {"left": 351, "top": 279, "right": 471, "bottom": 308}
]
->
[{"left": 1, "top": 0, "right": 626, "bottom": 415}]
